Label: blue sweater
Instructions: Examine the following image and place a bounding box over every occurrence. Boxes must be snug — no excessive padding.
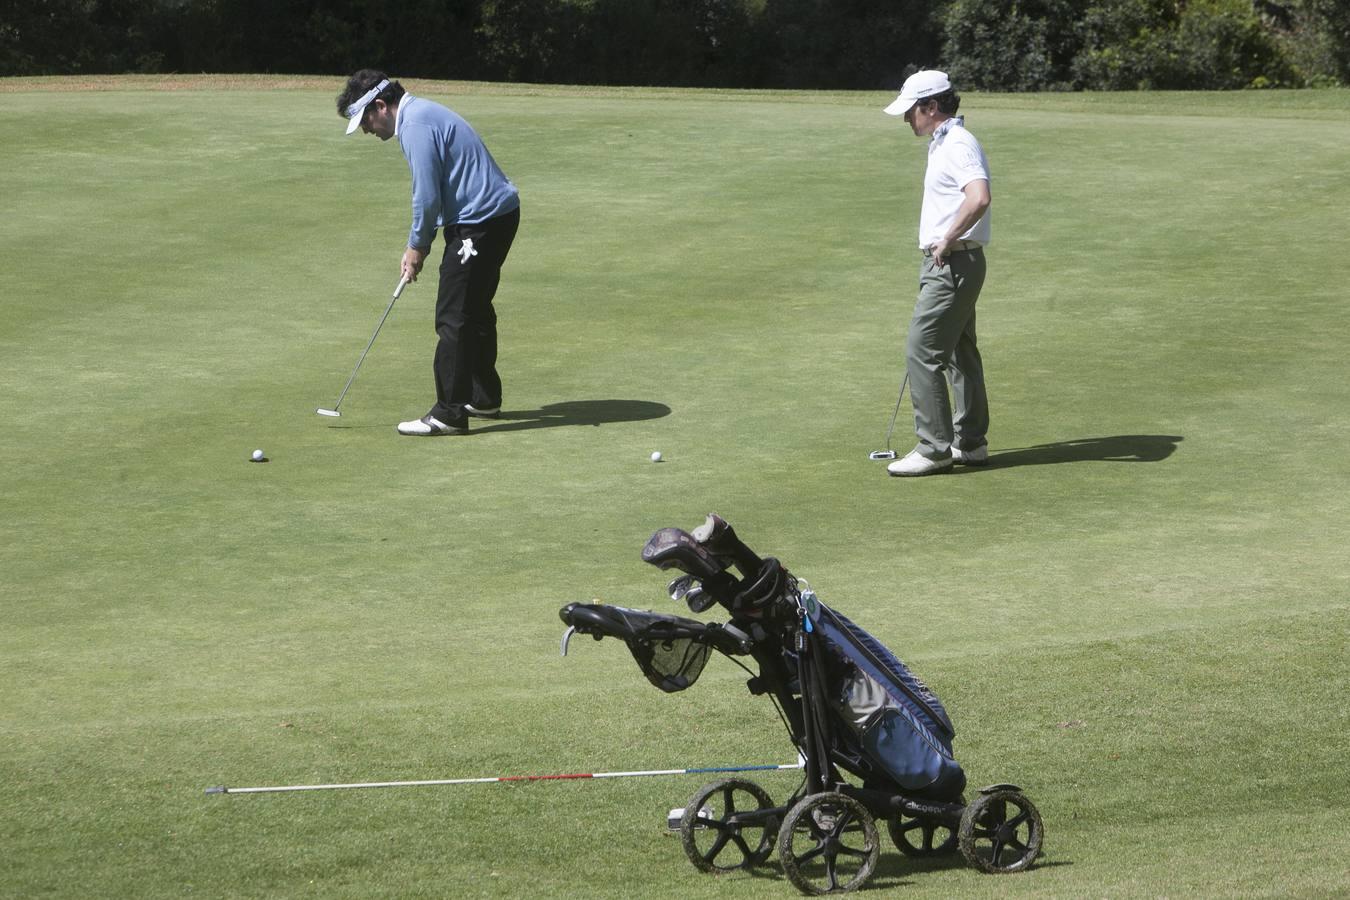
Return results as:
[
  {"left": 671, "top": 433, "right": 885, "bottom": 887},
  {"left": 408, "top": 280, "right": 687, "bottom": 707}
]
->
[{"left": 396, "top": 95, "right": 520, "bottom": 250}]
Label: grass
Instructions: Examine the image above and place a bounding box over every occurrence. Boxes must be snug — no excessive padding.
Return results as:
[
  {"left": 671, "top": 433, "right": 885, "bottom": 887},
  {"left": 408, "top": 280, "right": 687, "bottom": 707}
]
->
[{"left": 1, "top": 75, "right": 1348, "bottom": 898}]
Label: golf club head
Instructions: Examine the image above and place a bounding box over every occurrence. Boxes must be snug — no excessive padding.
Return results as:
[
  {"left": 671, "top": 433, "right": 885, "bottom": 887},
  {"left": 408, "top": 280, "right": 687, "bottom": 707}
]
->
[
  {"left": 667, "top": 574, "right": 696, "bottom": 602},
  {"left": 684, "top": 586, "right": 715, "bottom": 613},
  {"left": 316, "top": 408, "right": 341, "bottom": 418},
  {"left": 869, "top": 449, "right": 897, "bottom": 460}
]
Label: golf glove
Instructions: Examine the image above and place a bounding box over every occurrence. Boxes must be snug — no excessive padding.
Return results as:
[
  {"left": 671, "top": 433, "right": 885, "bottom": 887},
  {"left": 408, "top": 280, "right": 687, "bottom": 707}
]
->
[{"left": 458, "top": 238, "right": 478, "bottom": 265}]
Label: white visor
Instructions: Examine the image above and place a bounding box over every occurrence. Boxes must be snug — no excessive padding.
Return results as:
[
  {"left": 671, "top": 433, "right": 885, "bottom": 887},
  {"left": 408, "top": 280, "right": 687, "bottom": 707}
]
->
[{"left": 345, "top": 78, "right": 390, "bottom": 134}]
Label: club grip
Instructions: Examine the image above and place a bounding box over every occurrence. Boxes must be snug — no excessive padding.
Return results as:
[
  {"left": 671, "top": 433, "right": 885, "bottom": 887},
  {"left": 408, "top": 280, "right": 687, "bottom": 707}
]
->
[
  {"left": 692, "top": 514, "right": 763, "bottom": 575},
  {"left": 393, "top": 276, "right": 410, "bottom": 299}
]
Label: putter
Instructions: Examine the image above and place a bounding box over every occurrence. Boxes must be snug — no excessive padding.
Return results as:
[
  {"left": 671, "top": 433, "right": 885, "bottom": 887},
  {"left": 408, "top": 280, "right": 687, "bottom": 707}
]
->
[
  {"left": 316, "top": 275, "right": 410, "bottom": 418},
  {"left": 869, "top": 372, "right": 909, "bottom": 460}
]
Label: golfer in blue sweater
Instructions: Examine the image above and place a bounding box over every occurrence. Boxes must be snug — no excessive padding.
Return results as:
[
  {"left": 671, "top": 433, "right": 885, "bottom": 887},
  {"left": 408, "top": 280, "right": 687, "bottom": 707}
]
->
[{"left": 338, "top": 70, "right": 521, "bottom": 436}]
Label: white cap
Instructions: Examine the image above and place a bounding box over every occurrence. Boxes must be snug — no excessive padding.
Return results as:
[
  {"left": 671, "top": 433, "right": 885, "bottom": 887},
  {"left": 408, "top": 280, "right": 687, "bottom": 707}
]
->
[
  {"left": 345, "top": 78, "right": 390, "bottom": 134},
  {"left": 883, "top": 70, "right": 952, "bottom": 117}
]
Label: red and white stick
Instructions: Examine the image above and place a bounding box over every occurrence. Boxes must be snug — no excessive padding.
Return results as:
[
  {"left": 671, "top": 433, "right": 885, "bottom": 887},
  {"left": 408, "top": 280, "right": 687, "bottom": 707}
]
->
[{"left": 206, "top": 759, "right": 804, "bottom": 795}]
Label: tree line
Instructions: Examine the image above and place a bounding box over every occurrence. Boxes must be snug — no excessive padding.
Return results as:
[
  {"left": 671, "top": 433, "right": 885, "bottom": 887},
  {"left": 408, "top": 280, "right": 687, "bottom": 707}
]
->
[{"left": 4, "top": 0, "right": 1347, "bottom": 89}]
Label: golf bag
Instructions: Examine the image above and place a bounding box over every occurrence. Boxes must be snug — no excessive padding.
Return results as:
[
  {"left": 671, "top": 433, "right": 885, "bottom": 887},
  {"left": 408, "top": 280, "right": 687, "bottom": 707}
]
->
[
  {"left": 559, "top": 515, "right": 1044, "bottom": 895},
  {"left": 810, "top": 603, "right": 963, "bottom": 797}
]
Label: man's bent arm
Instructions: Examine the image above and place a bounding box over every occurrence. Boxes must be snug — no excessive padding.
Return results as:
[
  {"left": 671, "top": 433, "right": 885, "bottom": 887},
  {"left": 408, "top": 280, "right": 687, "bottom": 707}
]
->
[{"left": 930, "top": 179, "right": 991, "bottom": 266}]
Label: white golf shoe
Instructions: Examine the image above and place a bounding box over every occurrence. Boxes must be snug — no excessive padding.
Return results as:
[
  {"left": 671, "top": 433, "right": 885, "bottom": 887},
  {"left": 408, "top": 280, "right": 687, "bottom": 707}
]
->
[
  {"left": 952, "top": 444, "right": 989, "bottom": 466},
  {"left": 397, "top": 415, "right": 468, "bottom": 436},
  {"left": 886, "top": 450, "right": 953, "bottom": 477},
  {"left": 464, "top": 404, "right": 501, "bottom": 419}
]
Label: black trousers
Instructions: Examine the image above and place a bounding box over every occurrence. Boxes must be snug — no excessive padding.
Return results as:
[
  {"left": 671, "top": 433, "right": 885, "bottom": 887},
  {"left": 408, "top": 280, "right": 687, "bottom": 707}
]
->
[{"left": 428, "top": 207, "right": 520, "bottom": 423}]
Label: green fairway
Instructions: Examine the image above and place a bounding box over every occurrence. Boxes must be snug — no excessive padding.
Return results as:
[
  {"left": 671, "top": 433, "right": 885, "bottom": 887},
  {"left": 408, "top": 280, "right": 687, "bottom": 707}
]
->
[{"left": 2, "top": 76, "right": 1348, "bottom": 898}]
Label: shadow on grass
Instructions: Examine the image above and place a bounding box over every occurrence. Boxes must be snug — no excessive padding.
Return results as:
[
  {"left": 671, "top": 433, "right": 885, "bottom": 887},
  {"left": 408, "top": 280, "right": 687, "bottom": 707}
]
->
[
  {"left": 985, "top": 434, "right": 1182, "bottom": 469},
  {"left": 721, "top": 850, "right": 1069, "bottom": 892},
  {"left": 319, "top": 399, "right": 671, "bottom": 431},
  {"left": 473, "top": 399, "right": 672, "bottom": 433},
  {"left": 873, "top": 851, "right": 1074, "bottom": 879}
]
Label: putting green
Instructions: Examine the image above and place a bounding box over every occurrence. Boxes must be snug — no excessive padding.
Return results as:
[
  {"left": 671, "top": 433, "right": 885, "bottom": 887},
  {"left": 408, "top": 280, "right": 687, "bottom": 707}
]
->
[{"left": 1, "top": 76, "right": 1347, "bottom": 898}]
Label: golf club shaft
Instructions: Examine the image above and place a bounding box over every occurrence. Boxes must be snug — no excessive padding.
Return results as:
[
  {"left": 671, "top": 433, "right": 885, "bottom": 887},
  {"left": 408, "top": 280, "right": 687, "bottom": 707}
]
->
[
  {"left": 206, "top": 760, "right": 803, "bottom": 795},
  {"left": 883, "top": 372, "right": 908, "bottom": 451},
  {"left": 326, "top": 276, "right": 409, "bottom": 413}
]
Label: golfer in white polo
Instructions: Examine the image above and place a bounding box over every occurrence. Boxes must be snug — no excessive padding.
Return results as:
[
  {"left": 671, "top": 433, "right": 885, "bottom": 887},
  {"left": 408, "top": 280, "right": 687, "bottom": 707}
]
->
[{"left": 883, "top": 70, "right": 993, "bottom": 477}]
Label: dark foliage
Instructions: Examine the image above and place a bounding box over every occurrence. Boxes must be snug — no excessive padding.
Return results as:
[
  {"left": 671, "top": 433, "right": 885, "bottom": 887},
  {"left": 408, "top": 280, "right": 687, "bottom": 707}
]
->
[{"left": 1, "top": 0, "right": 1339, "bottom": 88}]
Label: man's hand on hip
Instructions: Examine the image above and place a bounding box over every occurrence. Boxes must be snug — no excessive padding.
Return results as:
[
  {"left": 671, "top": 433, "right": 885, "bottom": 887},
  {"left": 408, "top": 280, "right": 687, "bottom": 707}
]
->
[{"left": 928, "top": 237, "right": 951, "bottom": 268}]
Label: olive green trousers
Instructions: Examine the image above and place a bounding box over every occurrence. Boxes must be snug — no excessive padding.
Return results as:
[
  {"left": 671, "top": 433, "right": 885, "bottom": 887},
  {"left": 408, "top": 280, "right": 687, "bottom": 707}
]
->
[{"left": 905, "top": 248, "right": 989, "bottom": 459}]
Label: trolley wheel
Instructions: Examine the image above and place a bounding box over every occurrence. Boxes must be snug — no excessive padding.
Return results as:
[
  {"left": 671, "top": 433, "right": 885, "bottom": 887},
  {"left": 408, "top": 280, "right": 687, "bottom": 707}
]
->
[
  {"left": 680, "top": 779, "right": 777, "bottom": 873},
  {"left": 888, "top": 807, "right": 960, "bottom": 857},
  {"left": 776, "top": 792, "right": 880, "bottom": 895},
  {"left": 958, "top": 789, "right": 1044, "bottom": 873}
]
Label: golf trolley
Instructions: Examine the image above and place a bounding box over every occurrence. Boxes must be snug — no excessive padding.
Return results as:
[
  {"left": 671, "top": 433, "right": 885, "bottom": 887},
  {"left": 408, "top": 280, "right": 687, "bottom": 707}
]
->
[{"left": 559, "top": 515, "right": 1043, "bottom": 895}]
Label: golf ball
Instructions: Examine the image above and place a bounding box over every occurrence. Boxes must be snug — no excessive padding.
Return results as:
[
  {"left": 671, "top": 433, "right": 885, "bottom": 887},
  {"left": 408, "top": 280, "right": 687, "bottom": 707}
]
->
[
  {"left": 651, "top": 451, "right": 662, "bottom": 462},
  {"left": 251, "top": 449, "right": 264, "bottom": 462}
]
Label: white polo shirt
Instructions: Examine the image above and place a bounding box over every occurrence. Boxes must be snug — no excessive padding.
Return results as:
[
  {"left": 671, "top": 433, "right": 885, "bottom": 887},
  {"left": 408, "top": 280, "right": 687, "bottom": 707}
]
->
[{"left": 918, "top": 116, "right": 991, "bottom": 249}]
